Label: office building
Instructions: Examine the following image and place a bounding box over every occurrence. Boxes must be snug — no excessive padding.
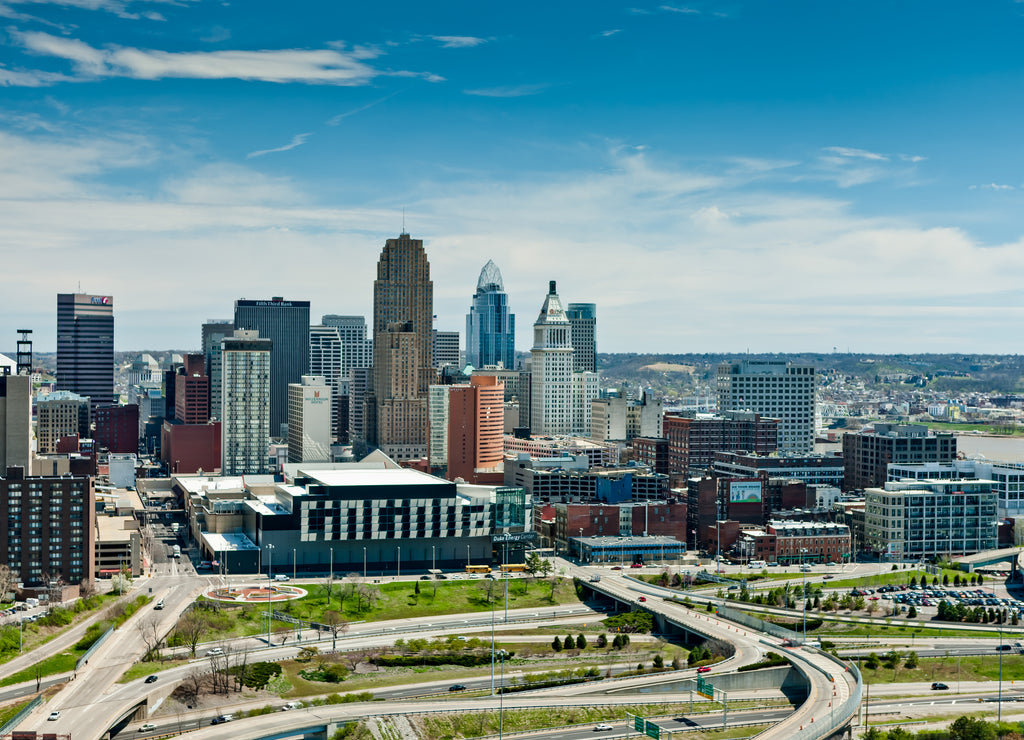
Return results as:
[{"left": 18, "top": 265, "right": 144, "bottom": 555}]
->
[
  {"left": 663, "top": 411, "right": 778, "bottom": 477},
  {"left": 370, "top": 233, "right": 435, "bottom": 457},
  {"left": 321, "top": 315, "right": 373, "bottom": 391},
  {"left": 735, "top": 521, "right": 851, "bottom": 565},
  {"left": 843, "top": 423, "right": 957, "bottom": 490},
  {"left": 234, "top": 298, "right": 310, "bottom": 437},
  {"left": 887, "top": 459, "right": 1024, "bottom": 518},
  {"left": 221, "top": 329, "right": 272, "bottom": 475},
  {"left": 591, "top": 390, "right": 663, "bottom": 443},
  {"left": 865, "top": 479, "right": 998, "bottom": 561},
  {"left": 161, "top": 354, "right": 218, "bottom": 474},
  {"left": 507, "top": 454, "right": 668, "bottom": 501},
  {"left": 201, "top": 320, "right": 234, "bottom": 421},
  {"left": 309, "top": 324, "right": 345, "bottom": 440},
  {"left": 94, "top": 404, "right": 139, "bottom": 454},
  {"left": 288, "top": 376, "right": 332, "bottom": 463},
  {"left": 37, "top": 391, "right": 90, "bottom": 454},
  {"left": 433, "top": 330, "right": 461, "bottom": 370},
  {"left": 174, "top": 354, "right": 210, "bottom": 425},
  {"left": 716, "top": 360, "right": 816, "bottom": 455},
  {"left": 530, "top": 281, "right": 575, "bottom": 435},
  {"left": 472, "top": 367, "right": 531, "bottom": 432},
  {"left": 556, "top": 501, "right": 687, "bottom": 545},
  {"left": 0, "top": 466, "right": 95, "bottom": 588},
  {"left": 56, "top": 293, "right": 114, "bottom": 412},
  {"left": 504, "top": 434, "right": 620, "bottom": 467},
  {"left": 348, "top": 368, "right": 372, "bottom": 444},
  {"left": 571, "top": 371, "right": 600, "bottom": 437},
  {"left": 565, "top": 303, "right": 597, "bottom": 374},
  {"left": 466, "top": 260, "right": 516, "bottom": 370},
  {"left": 447, "top": 376, "right": 504, "bottom": 484},
  {"left": 0, "top": 374, "right": 30, "bottom": 472},
  {"left": 713, "top": 451, "right": 845, "bottom": 488},
  {"left": 428, "top": 385, "right": 450, "bottom": 470}
]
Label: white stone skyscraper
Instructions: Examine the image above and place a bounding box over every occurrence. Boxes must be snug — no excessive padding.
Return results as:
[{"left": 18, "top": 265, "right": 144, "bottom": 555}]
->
[
  {"left": 529, "top": 281, "right": 575, "bottom": 435},
  {"left": 717, "top": 360, "right": 817, "bottom": 455}
]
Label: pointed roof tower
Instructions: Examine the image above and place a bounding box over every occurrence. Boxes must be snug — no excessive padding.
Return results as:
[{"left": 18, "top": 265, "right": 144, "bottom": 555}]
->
[
  {"left": 476, "top": 259, "right": 505, "bottom": 293},
  {"left": 535, "top": 280, "right": 570, "bottom": 326}
]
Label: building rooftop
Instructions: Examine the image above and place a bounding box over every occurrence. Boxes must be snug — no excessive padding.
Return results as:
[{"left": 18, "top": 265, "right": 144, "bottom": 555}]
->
[
  {"left": 304, "top": 467, "right": 450, "bottom": 488},
  {"left": 37, "top": 390, "right": 89, "bottom": 403},
  {"left": 571, "top": 534, "right": 683, "bottom": 546},
  {"left": 202, "top": 531, "right": 259, "bottom": 552},
  {"left": 95, "top": 514, "right": 138, "bottom": 543}
]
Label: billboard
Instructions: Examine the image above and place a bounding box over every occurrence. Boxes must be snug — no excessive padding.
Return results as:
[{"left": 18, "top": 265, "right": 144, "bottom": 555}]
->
[{"left": 729, "top": 480, "right": 762, "bottom": 504}]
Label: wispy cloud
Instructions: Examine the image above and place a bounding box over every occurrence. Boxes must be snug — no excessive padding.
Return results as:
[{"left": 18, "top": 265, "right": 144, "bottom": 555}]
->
[
  {"left": 596, "top": 29, "right": 622, "bottom": 37},
  {"left": 969, "top": 183, "right": 1015, "bottom": 191},
  {"left": 11, "top": 31, "right": 434, "bottom": 86},
  {"left": 464, "top": 83, "right": 549, "bottom": 98},
  {"left": 660, "top": 4, "right": 700, "bottom": 13},
  {"left": 246, "top": 132, "right": 311, "bottom": 159},
  {"left": 199, "top": 25, "right": 231, "bottom": 43},
  {"left": 326, "top": 91, "right": 402, "bottom": 125},
  {"left": 5, "top": 0, "right": 187, "bottom": 20},
  {"left": 429, "top": 35, "right": 487, "bottom": 49},
  {"left": 823, "top": 146, "right": 888, "bottom": 161}
]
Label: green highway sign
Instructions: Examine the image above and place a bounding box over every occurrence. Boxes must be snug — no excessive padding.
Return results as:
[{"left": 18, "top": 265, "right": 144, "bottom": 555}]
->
[
  {"left": 634, "top": 715, "right": 645, "bottom": 732},
  {"left": 696, "top": 677, "right": 714, "bottom": 699},
  {"left": 645, "top": 722, "right": 661, "bottom": 739}
]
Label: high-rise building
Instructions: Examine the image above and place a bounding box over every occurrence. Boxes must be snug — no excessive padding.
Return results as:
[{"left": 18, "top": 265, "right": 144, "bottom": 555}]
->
[
  {"left": 433, "top": 330, "right": 461, "bottom": 370},
  {"left": 174, "top": 353, "right": 211, "bottom": 425},
  {"left": 466, "top": 260, "right": 516, "bottom": 370},
  {"left": 370, "top": 233, "right": 435, "bottom": 458},
  {"left": 321, "top": 315, "right": 373, "bottom": 391},
  {"left": 348, "top": 367, "right": 372, "bottom": 445},
  {"left": 234, "top": 298, "right": 310, "bottom": 437},
  {"left": 0, "top": 374, "right": 30, "bottom": 471},
  {"left": 447, "top": 376, "right": 504, "bottom": 484},
  {"left": 309, "top": 324, "right": 344, "bottom": 440},
  {"left": 842, "top": 423, "right": 957, "bottom": 491},
  {"left": 287, "top": 376, "right": 332, "bottom": 463},
  {"left": 530, "top": 281, "right": 575, "bottom": 435},
  {"left": 566, "top": 303, "right": 597, "bottom": 374},
  {"left": 428, "top": 385, "right": 450, "bottom": 470},
  {"left": 94, "top": 404, "right": 139, "bottom": 454},
  {"left": 717, "top": 360, "right": 817, "bottom": 455},
  {"left": 472, "top": 367, "right": 531, "bottom": 432},
  {"left": 36, "top": 391, "right": 90, "bottom": 454},
  {"left": 571, "top": 371, "right": 600, "bottom": 437},
  {"left": 56, "top": 293, "right": 114, "bottom": 412},
  {"left": 201, "top": 320, "right": 233, "bottom": 421},
  {"left": 663, "top": 411, "right": 779, "bottom": 476},
  {"left": 221, "top": 330, "right": 271, "bottom": 475}
]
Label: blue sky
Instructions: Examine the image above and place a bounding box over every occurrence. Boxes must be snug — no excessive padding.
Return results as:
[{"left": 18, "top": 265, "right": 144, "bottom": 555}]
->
[{"left": 3, "top": 0, "right": 1024, "bottom": 354}]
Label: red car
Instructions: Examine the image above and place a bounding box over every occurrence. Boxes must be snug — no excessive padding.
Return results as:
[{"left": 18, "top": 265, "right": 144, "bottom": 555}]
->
[
  {"left": 630, "top": 563, "right": 643, "bottom": 568},
  {"left": 610, "top": 566, "right": 623, "bottom": 570},
  {"left": 696, "top": 666, "right": 712, "bottom": 674},
  {"left": 638, "top": 596, "right": 647, "bottom": 602}
]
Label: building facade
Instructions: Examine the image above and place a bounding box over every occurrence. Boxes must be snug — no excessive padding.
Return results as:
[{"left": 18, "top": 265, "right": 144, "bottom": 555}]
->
[
  {"left": 322, "top": 315, "right": 373, "bottom": 389},
  {"left": 447, "top": 376, "right": 504, "bottom": 484},
  {"left": 433, "top": 330, "right": 461, "bottom": 370},
  {"left": 56, "top": 293, "right": 114, "bottom": 412},
  {"left": 888, "top": 459, "right": 1024, "bottom": 517},
  {"left": 309, "top": 324, "right": 345, "bottom": 440},
  {"left": 287, "top": 376, "right": 332, "bottom": 463},
  {"left": 844, "top": 423, "right": 957, "bottom": 491},
  {"left": 37, "top": 391, "right": 91, "bottom": 454},
  {"left": 716, "top": 361, "right": 816, "bottom": 455},
  {"left": 565, "top": 303, "right": 596, "bottom": 374},
  {"left": 663, "top": 411, "right": 778, "bottom": 476},
  {"left": 530, "top": 281, "right": 575, "bottom": 435},
  {"left": 713, "top": 451, "right": 845, "bottom": 487},
  {"left": 94, "top": 404, "right": 139, "bottom": 455},
  {"left": 201, "top": 319, "right": 234, "bottom": 422},
  {"left": 374, "top": 324, "right": 429, "bottom": 460},
  {"left": 234, "top": 298, "right": 310, "bottom": 437},
  {"left": 0, "top": 374, "right": 30, "bottom": 471},
  {"left": 221, "top": 330, "right": 272, "bottom": 475},
  {"left": 466, "top": 260, "right": 516, "bottom": 371},
  {"left": 174, "top": 353, "right": 210, "bottom": 425},
  {"left": 865, "top": 479, "right": 998, "bottom": 561}
]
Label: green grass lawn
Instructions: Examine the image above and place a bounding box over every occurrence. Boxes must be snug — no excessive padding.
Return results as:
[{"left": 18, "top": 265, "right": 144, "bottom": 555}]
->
[
  {"left": 0, "top": 651, "right": 77, "bottom": 688},
  {"left": 0, "top": 591, "right": 124, "bottom": 668},
  {"left": 0, "top": 698, "right": 33, "bottom": 728},
  {"left": 118, "top": 658, "right": 190, "bottom": 683},
  {"left": 925, "top": 422, "right": 1022, "bottom": 436},
  {"left": 858, "top": 654, "right": 1024, "bottom": 684},
  {"left": 824, "top": 567, "right": 966, "bottom": 591},
  {"left": 191, "top": 578, "right": 582, "bottom": 643}
]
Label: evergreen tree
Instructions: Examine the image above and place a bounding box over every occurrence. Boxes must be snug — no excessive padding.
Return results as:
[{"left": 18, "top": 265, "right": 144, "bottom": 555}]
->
[
  {"left": 563, "top": 634, "right": 575, "bottom": 649},
  {"left": 576, "top": 634, "right": 588, "bottom": 649},
  {"left": 552, "top": 636, "right": 562, "bottom": 651}
]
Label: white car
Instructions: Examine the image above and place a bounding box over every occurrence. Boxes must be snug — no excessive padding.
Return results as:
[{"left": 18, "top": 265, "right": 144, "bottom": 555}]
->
[
  {"left": 140, "top": 723, "right": 158, "bottom": 731},
  {"left": 594, "top": 724, "right": 614, "bottom": 731},
  {"left": 48, "top": 712, "right": 60, "bottom": 721}
]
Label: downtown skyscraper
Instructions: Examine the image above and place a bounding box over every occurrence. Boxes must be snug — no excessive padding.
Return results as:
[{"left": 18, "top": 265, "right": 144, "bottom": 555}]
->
[
  {"left": 56, "top": 293, "right": 115, "bottom": 412},
  {"left": 466, "top": 259, "right": 515, "bottom": 370},
  {"left": 368, "top": 233, "right": 435, "bottom": 460},
  {"left": 234, "top": 297, "right": 310, "bottom": 437},
  {"left": 530, "top": 281, "right": 575, "bottom": 435}
]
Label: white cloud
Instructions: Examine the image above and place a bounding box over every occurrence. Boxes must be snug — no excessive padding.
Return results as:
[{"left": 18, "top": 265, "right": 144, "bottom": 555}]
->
[
  {"left": 4, "top": 0, "right": 189, "bottom": 20},
  {"left": 660, "top": 4, "right": 700, "bottom": 12},
  {"left": 597, "top": 29, "right": 622, "bottom": 37},
  {"left": 969, "top": 183, "right": 1015, "bottom": 191},
  {"left": 429, "top": 35, "right": 487, "bottom": 49},
  {"left": 464, "top": 83, "right": 549, "bottom": 98},
  {"left": 822, "top": 146, "right": 889, "bottom": 161},
  {"left": 326, "top": 91, "right": 401, "bottom": 125},
  {"left": 899, "top": 153, "right": 926, "bottom": 163},
  {"left": 246, "top": 132, "right": 311, "bottom": 159},
  {"left": 10, "top": 31, "right": 431, "bottom": 86}
]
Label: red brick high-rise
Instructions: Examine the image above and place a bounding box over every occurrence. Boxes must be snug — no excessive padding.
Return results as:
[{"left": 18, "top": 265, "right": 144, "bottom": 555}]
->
[
  {"left": 175, "top": 353, "right": 210, "bottom": 424},
  {"left": 447, "top": 376, "right": 504, "bottom": 484}
]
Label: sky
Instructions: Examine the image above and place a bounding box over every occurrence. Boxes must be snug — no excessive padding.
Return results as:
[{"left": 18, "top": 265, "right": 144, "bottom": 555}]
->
[{"left": 3, "top": 1, "right": 1024, "bottom": 355}]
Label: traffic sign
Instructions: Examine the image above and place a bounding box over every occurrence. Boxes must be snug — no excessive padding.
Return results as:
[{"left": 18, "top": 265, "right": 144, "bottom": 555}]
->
[
  {"left": 634, "top": 715, "right": 645, "bottom": 732},
  {"left": 645, "top": 722, "right": 661, "bottom": 739}
]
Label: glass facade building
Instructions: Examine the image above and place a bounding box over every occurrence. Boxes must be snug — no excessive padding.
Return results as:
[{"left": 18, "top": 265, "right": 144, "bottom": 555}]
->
[
  {"left": 56, "top": 293, "right": 115, "bottom": 413},
  {"left": 466, "top": 260, "right": 515, "bottom": 370}
]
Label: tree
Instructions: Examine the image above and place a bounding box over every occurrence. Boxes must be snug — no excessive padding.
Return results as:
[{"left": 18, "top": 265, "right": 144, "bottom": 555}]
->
[
  {"left": 907, "top": 605, "right": 917, "bottom": 619},
  {"left": 537, "top": 558, "right": 553, "bottom": 579},
  {"left": 576, "top": 634, "right": 587, "bottom": 649},
  {"left": 136, "top": 615, "right": 163, "bottom": 661},
  {"left": 563, "top": 634, "right": 575, "bottom": 649},
  {"left": 653, "top": 655, "right": 664, "bottom": 669},
  {"left": 414, "top": 580, "right": 420, "bottom": 596},
  {"left": 175, "top": 612, "right": 211, "bottom": 657},
  {"left": 883, "top": 649, "right": 903, "bottom": 680},
  {"left": 322, "top": 611, "right": 349, "bottom": 651},
  {"left": 671, "top": 654, "right": 682, "bottom": 670},
  {"left": 478, "top": 579, "right": 496, "bottom": 604},
  {"left": 298, "top": 646, "right": 320, "bottom": 663},
  {"left": 612, "top": 634, "right": 623, "bottom": 649},
  {"left": 0, "top": 565, "right": 16, "bottom": 604},
  {"left": 864, "top": 652, "right": 880, "bottom": 670},
  {"left": 551, "top": 636, "right": 562, "bottom": 651},
  {"left": 526, "top": 552, "right": 544, "bottom": 577},
  {"left": 904, "top": 651, "right": 918, "bottom": 670},
  {"left": 275, "top": 623, "right": 292, "bottom": 645},
  {"left": 596, "top": 634, "right": 608, "bottom": 648},
  {"left": 950, "top": 716, "right": 996, "bottom": 740},
  {"left": 322, "top": 572, "right": 337, "bottom": 609}
]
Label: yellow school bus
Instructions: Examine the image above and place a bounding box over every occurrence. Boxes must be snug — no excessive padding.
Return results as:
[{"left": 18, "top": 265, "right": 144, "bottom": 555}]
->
[
  {"left": 465, "top": 564, "right": 492, "bottom": 574},
  {"left": 500, "top": 563, "right": 526, "bottom": 573}
]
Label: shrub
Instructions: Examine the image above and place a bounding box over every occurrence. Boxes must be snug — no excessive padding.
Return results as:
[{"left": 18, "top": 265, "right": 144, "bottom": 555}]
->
[
  {"left": 576, "top": 634, "right": 587, "bottom": 649},
  {"left": 563, "top": 634, "right": 575, "bottom": 650},
  {"left": 552, "top": 636, "right": 562, "bottom": 652}
]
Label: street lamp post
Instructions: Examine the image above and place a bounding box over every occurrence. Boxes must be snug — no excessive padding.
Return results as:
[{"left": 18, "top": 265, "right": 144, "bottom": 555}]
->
[
  {"left": 363, "top": 546, "right": 367, "bottom": 580},
  {"left": 999, "top": 616, "right": 1004, "bottom": 722},
  {"left": 432, "top": 545, "right": 436, "bottom": 573},
  {"left": 397, "top": 546, "right": 401, "bottom": 579},
  {"left": 800, "top": 547, "right": 809, "bottom": 641},
  {"left": 717, "top": 521, "right": 721, "bottom": 575},
  {"left": 266, "top": 543, "right": 275, "bottom": 646},
  {"left": 292, "top": 548, "right": 296, "bottom": 581},
  {"left": 467, "top": 544, "right": 471, "bottom": 568}
]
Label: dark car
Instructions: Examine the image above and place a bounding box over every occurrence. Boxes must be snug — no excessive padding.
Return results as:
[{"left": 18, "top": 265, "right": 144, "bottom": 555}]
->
[
  {"left": 419, "top": 575, "right": 431, "bottom": 580},
  {"left": 932, "top": 682, "right": 949, "bottom": 690},
  {"left": 449, "top": 684, "right": 467, "bottom": 692},
  {"left": 145, "top": 675, "right": 158, "bottom": 684}
]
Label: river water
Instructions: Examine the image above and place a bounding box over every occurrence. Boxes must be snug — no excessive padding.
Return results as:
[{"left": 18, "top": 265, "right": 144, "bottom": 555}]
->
[{"left": 816, "top": 435, "right": 1024, "bottom": 462}]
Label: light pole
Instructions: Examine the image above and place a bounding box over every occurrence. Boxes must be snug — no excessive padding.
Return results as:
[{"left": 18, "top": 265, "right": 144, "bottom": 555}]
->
[
  {"left": 999, "top": 616, "right": 1004, "bottom": 722},
  {"left": 467, "top": 544, "right": 471, "bottom": 568},
  {"left": 363, "top": 546, "right": 367, "bottom": 580},
  {"left": 800, "top": 547, "right": 809, "bottom": 641},
  {"left": 716, "top": 521, "right": 721, "bottom": 575},
  {"left": 292, "top": 548, "right": 296, "bottom": 581},
  {"left": 266, "top": 543, "right": 275, "bottom": 646},
  {"left": 432, "top": 545, "right": 436, "bottom": 573},
  {"left": 397, "top": 546, "right": 401, "bottom": 578}
]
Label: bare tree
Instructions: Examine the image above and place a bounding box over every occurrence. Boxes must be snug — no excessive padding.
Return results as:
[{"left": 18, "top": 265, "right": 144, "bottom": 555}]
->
[
  {"left": 275, "top": 623, "right": 292, "bottom": 646},
  {"left": 234, "top": 644, "right": 250, "bottom": 692},
  {"left": 175, "top": 612, "right": 211, "bottom": 657},
  {"left": 0, "top": 565, "right": 15, "bottom": 605},
  {"left": 136, "top": 615, "right": 163, "bottom": 661},
  {"left": 78, "top": 578, "right": 98, "bottom": 599},
  {"left": 322, "top": 610, "right": 349, "bottom": 650},
  {"left": 477, "top": 579, "right": 496, "bottom": 604},
  {"left": 322, "top": 572, "right": 336, "bottom": 610},
  {"left": 343, "top": 573, "right": 362, "bottom": 610}
]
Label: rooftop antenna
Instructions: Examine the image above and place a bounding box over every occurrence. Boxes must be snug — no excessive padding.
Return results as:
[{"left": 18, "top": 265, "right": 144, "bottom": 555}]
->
[{"left": 402, "top": 207, "right": 406, "bottom": 234}]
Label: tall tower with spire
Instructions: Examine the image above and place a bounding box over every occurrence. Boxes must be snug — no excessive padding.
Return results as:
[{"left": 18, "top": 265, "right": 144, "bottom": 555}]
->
[
  {"left": 530, "top": 281, "right": 575, "bottom": 435},
  {"left": 368, "top": 233, "right": 435, "bottom": 460},
  {"left": 466, "top": 259, "right": 516, "bottom": 370}
]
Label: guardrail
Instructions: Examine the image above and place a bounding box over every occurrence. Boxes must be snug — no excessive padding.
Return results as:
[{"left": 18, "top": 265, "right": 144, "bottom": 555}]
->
[
  {"left": 0, "top": 695, "right": 41, "bottom": 735},
  {"left": 76, "top": 625, "right": 115, "bottom": 671}
]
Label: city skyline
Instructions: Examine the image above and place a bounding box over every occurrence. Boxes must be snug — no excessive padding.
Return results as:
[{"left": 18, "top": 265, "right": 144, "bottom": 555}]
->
[{"left": 3, "top": 2, "right": 1024, "bottom": 353}]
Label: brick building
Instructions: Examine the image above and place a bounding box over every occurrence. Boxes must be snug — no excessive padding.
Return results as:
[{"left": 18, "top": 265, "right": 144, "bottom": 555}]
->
[
  {"left": 663, "top": 411, "right": 778, "bottom": 479},
  {"left": 94, "top": 404, "right": 139, "bottom": 454},
  {"left": 553, "top": 499, "right": 687, "bottom": 547},
  {"left": 842, "top": 423, "right": 957, "bottom": 490},
  {"left": 713, "top": 451, "right": 844, "bottom": 488}
]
